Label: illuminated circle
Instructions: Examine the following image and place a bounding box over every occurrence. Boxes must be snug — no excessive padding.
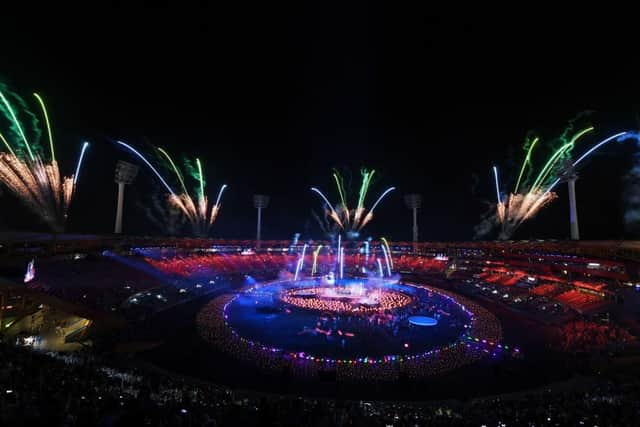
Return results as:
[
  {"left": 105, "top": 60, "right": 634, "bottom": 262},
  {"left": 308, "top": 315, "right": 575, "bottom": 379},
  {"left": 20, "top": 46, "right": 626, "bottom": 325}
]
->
[
  {"left": 196, "top": 279, "right": 504, "bottom": 381},
  {"left": 408, "top": 316, "right": 438, "bottom": 326},
  {"left": 280, "top": 285, "right": 412, "bottom": 313}
]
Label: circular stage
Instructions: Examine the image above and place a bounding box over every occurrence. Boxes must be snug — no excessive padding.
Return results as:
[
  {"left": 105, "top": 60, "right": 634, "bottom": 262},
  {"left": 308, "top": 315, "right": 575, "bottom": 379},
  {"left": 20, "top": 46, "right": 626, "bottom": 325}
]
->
[
  {"left": 280, "top": 281, "right": 412, "bottom": 313},
  {"left": 197, "top": 278, "right": 505, "bottom": 380}
]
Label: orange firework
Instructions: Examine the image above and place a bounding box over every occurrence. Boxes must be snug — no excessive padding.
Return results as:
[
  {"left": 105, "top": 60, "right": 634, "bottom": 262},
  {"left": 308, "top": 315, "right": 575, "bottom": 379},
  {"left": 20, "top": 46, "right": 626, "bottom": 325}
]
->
[
  {"left": 0, "top": 85, "right": 86, "bottom": 232},
  {"left": 0, "top": 154, "right": 75, "bottom": 231},
  {"left": 496, "top": 191, "right": 557, "bottom": 240}
]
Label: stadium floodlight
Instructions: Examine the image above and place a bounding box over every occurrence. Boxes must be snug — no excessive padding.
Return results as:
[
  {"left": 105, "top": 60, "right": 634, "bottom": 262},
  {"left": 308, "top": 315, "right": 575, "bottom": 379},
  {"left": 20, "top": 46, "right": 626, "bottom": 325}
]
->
[
  {"left": 404, "top": 194, "right": 422, "bottom": 253},
  {"left": 558, "top": 160, "right": 579, "bottom": 240},
  {"left": 114, "top": 160, "right": 139, "bottom": 234},
  {"left": 253, "top": 195, "right": 270, "bottom": 249}
]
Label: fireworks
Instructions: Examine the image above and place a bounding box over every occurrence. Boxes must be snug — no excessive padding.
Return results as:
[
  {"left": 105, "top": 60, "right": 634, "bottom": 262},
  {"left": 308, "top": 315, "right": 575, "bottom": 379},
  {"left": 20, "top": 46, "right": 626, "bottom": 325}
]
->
[
  {"left": 163, "top": 151, "right": 227, "bottom": 237},
  {"left": 491, "top": 127, "right": 635, "bottom": 240},
  {"left": 0, "top": 84, "right": 88, "bottom": 232},
  {"left": 491, "top": 127, "right": 593, "bottom": 239},
  {"left": 167, "top": 185, "right": 227, "bottom": 237},
  {"left": 311, "top": 168, "right": 395, "bottom": 234},
  {"left": 116, "top": 141, "right": 227, "bottom": 237},
  {"left": 495, "top": 190, "right": 557, "bottom": 239}
]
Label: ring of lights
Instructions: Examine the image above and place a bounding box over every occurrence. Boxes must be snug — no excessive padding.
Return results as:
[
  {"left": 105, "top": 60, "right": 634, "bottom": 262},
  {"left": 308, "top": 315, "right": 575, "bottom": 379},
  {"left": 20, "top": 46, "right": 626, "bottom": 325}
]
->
[
  {"left": 196, "top": 281, "right": 510, "bottom": 381},
  {"left": 279, "top": 286, "right": 413, "bottom": 313}
]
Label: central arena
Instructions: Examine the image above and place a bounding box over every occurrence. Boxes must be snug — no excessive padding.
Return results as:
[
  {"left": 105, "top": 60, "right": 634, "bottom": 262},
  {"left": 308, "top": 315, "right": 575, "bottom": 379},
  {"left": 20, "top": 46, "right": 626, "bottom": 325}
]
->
[{"left": 220, "top": 279, "right": 472, "bottom": 359}]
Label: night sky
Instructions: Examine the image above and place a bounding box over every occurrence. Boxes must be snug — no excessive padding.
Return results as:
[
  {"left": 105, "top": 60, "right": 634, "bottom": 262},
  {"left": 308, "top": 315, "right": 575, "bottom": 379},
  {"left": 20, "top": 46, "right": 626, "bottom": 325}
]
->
[{"left": 2, "top": 9, "right": 640, "bottom": 241}]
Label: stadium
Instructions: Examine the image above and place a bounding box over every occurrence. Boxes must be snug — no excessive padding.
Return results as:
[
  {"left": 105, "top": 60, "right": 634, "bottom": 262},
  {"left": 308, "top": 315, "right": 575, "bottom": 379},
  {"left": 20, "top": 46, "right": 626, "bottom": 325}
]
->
[
  {"left": 4, "top": 9, "right": 640, "bottom": 426},
  {"left": 2, "top": 235, "right": 639, "bottom": 424}
]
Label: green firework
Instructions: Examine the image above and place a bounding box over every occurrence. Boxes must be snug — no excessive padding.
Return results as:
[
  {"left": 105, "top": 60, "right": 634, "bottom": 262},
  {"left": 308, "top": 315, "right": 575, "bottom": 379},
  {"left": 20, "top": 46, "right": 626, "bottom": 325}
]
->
[
  {"left": 33, "top": 93, "right": 55, "bottom": 162},
  {"left": 157, "top": 147, "right": 188, "bottom": 194}
]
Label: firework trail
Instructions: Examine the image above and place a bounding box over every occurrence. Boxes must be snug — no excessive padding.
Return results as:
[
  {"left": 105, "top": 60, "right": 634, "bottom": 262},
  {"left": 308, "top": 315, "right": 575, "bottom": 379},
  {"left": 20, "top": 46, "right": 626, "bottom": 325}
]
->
[
  {"left": 0, "top": 85, "right": 87, "bottom": 231},
  {"left": 157, "top": 147, "right": 187, "bottom": 193},
  {"left": 544, "top": 131, "right": 630, "bottom": 193},
  {"left": 492, "top": 166, "right": 501, "bottom": 203},
  {"left": 311, "top": 168, "right": 395, "bottom": 234},
  {"left": 513, "top": 136, "right": 539, "bottom": 194},
  {"left": 380, "top": 242, "right": 392, "bottom": 276},
  {"left": 116, "top": 141, "right": 174, "bottom": 194},
  {"left": 294, "top": 243, "right": 308, "bottom": 281},
  {"left": 311, "top": 245, "right": 322, "bottom": 275},
  {"left": 33, "top": 93, "right": 54, "bottom": 162},
  {"left": 380, "top": 237, "right": 393, "bottom": 269},
  {"left": 0, "top": 85, "right": 38, "bottom": 160},
  {"left": 74, "top": 142, "right": 89, "bottom": 185}
]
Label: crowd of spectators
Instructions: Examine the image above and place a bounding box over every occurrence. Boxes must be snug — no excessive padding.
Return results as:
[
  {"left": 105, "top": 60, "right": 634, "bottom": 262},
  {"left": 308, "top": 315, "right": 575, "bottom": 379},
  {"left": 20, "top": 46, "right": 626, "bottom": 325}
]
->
[
  {"left": 530, "top": 283, "right": 558, "bottom": 296},
  {"left": 144, "top": 253, "right": 297, "bottom": 283},
  {"left": 25, "top": 256, "right": 163, "bottom": 313},
  {"left": 144, "top": 252, "right": 450, "bottom": 285},
  {"left": 450, "top": 266, "right": 618, "bottom": 320},
  {"left": 555, "top": 290, "right": 608, "bottom": 312},
  {"left": 1, "top": 339, "right": 638, "bottom": 426},
  {"left": 557, "top": 320, "right": 636, "bottom": 353},
  {"left": 478, "top": 268, "right": 527, "bottom": 286},
  {"left": 390, "top": 255, "right": 448, "bottom": 273}
]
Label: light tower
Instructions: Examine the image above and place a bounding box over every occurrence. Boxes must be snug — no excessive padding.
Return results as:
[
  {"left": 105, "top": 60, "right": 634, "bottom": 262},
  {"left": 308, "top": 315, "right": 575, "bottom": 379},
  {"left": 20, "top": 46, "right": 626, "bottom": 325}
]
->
[
  {"left": 253, "top": 194, "right": 269, "bottom": 249},
  {"left": 404, "top": 194, "right": 422, "bottom": 253},
  {"left": 114, "top": 160, "right": 139, "bottom": 234},
  {"left": 559, "top": 159, "right": 579, "bottom": 240}
]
